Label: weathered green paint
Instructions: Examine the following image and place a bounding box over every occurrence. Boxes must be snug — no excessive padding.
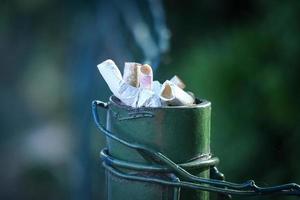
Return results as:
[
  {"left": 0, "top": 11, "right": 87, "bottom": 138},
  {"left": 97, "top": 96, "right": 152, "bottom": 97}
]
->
[{"left": 103, "top": 96, "right": 212, "bottom": 200}]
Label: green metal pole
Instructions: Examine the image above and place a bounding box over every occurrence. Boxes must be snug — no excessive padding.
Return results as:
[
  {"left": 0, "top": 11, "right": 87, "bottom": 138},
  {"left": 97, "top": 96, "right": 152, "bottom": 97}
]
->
[
  {"left": 92, "top": 97, "right": 300, "bottom": 199},
  {"left": 104, "top": 96, "right": 211, "bottom": 200}
]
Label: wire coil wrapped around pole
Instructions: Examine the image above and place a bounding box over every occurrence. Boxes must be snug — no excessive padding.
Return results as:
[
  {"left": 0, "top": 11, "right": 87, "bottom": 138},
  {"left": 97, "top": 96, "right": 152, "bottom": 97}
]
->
[{"left": 92, "top": 99, "right": 300, "bottom": 199}]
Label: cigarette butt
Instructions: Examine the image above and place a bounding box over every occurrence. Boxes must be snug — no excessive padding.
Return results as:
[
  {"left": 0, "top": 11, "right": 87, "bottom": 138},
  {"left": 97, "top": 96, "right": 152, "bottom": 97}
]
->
[
  {"left": 97, "top": 59, "right": 123, "bottom": 99},
  {"left": 170, "top": 75, "right": 186, "bottom": 89},
  {"left": 187, "top": 91, "right": 195, "bottom": 99},
  {"left": 160, "top": 83, "right": 174, "bottom": 101},
  {"left": 123, "top": 62, "right": 141, "bottom": 87},
  {"left": 160, "top": 80, "right": 194, "bottom": 106},
  {"left": 139, "top": 64, "right": 153, "bottom": 90}
]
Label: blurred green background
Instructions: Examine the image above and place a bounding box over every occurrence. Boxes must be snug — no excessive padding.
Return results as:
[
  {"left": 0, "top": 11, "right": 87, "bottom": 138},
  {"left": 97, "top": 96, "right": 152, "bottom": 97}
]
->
[{"left": 1, "top": 0, "right": 300, "bottom": 200}]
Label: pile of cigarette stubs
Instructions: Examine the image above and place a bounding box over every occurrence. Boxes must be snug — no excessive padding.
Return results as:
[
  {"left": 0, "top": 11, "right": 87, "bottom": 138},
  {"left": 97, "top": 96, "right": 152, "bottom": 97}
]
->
[{"left": 97, "top": 59, "right": 195, "bottom": 108}]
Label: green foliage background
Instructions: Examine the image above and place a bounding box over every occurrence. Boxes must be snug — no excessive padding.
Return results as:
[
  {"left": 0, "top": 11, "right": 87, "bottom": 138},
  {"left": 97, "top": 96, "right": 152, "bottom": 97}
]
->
[{"left": 159, "top": 1, "right": 300, "bottom": 199}]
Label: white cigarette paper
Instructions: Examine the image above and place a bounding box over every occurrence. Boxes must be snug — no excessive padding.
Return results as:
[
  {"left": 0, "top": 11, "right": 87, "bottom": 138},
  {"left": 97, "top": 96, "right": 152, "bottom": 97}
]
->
[
  {"left": 118, "top": 84, "right": 161, "bottom": 107},
  {"left": 187, "top": 91, "right": 195, "bottom": 99},
  {"left": 139, "top": 64, "right": 153, "bottom": 90},
  {"left": 118, "top": 83, "right": 140, "bottom": 107},
  {"left": 97, "top": 59, "right": 123, "bottom": 100},
  {"left": 170, "top": 75, "right": 186, "bottom": 89},
  {"left": 136, "top": 89, "right": 161, "bottom": 107},
  {"left": 160, "top": 80, "right": 195, "bottom": 106},
  {"left": 152, "top": 81, "right": 162, "bottom": 95},
  {"left": 123, "top": 62, "right": 141, "bottom": 87}
]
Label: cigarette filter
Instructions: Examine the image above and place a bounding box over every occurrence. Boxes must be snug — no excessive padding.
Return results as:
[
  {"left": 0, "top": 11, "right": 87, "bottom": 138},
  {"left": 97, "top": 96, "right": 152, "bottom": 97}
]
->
[
  {"left": 160, "top": 80, "right": 195, "bottom": 106},
  {"left": 139, "top": 64, "right": 153, "bottom": 90},
  {"left": 123, "top": 62, "right": 141, "bottom": 87}
]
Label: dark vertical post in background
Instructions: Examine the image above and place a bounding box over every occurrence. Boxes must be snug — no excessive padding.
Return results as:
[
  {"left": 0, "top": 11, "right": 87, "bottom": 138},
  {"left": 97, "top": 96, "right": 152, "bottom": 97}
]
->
[{"left": 68, "top": 0, "right": 169, "bottom": 199}]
